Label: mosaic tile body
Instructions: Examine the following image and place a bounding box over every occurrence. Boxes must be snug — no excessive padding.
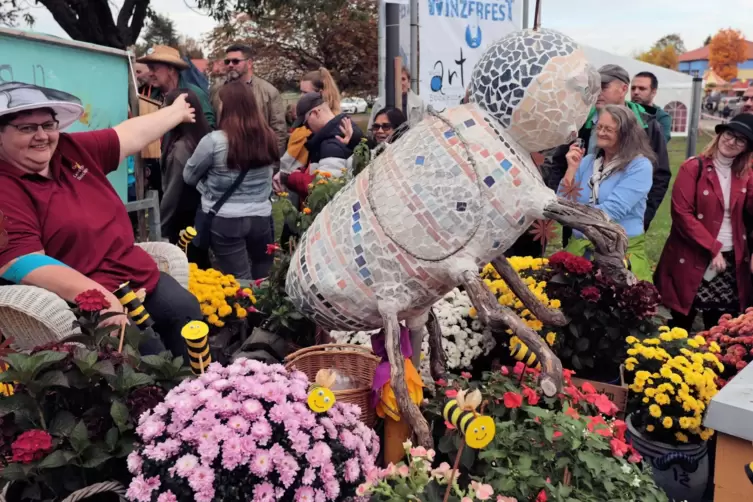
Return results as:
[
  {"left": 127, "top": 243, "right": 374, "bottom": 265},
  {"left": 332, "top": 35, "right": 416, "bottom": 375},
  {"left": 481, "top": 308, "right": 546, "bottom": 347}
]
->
[{"left": 286, "top": 29, "right": 600, "bottom": 331}]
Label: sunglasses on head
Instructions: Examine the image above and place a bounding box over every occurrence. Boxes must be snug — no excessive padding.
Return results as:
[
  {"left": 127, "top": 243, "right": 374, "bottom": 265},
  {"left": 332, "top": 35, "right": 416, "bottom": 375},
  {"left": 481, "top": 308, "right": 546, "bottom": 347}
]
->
[{"left": 224, "top": 58, "right": 248, "bottom": 66}]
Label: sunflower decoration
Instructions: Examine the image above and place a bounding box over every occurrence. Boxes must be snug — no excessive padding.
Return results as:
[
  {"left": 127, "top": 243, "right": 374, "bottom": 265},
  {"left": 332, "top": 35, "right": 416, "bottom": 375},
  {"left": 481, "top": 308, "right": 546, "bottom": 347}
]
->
[{"left": 529, "top": 219, "right": 557, "bottom": 252}]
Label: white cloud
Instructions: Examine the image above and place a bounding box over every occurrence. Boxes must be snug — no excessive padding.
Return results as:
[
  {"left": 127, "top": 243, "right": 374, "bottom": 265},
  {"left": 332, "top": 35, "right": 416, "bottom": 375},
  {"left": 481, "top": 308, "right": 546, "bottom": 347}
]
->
[{"left": 21, "top": 0, "right": 753, "bottom": 59}]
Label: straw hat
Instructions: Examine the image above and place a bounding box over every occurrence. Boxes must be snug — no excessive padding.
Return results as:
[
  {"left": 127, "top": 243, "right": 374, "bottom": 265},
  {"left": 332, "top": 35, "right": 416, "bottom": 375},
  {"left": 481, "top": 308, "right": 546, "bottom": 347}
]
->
[
  {"left": 0, "top": 82, "right": 84, "bottom": 130},
  {"left": 137, "top": 45, "right": 189, "bottom": 70}
]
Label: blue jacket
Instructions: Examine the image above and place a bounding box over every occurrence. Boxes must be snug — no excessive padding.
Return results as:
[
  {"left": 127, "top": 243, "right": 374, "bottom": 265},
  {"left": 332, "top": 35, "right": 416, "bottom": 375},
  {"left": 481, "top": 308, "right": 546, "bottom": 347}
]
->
[{"left": 559, "top": 154, "right": 653, "bottom": 238}]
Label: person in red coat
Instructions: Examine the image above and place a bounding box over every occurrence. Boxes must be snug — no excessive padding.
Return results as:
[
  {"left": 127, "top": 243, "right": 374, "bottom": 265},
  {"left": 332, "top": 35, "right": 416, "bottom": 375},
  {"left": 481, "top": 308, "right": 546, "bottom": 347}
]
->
[{"left": 655, "top": 114, "right": 753, "bottom": 331}]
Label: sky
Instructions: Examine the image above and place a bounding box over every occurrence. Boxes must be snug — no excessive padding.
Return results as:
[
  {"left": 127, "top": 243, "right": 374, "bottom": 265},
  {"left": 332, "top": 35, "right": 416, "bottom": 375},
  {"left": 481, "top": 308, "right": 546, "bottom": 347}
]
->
[{"left": 15, "top": 0, "right": 753, "bottom": 58}]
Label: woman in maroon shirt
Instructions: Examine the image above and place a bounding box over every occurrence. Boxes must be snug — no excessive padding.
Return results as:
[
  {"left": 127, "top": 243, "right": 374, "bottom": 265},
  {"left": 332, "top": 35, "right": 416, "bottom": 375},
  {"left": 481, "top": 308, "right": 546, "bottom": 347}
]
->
[{"left": 0, "top": 81, "right": 201, "bottom": 355}]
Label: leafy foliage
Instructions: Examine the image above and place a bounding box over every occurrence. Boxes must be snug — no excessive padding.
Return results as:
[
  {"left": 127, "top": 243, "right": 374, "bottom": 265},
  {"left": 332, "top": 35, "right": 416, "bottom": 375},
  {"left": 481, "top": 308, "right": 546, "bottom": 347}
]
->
[
  {"left": 637, "top": 45, "right": 679, "bottom": 70},
  {"left": 709, "top": 28, "right": 748, "bottom": 81},
  {"left": 424, "top": 368, "right": 669, "bottom": 502},
  {"left": 0, "top": 0, "right": 34, "bottom": 28},
  {"left": 135, "top": 13, "right": 205, "bottom": 58},
  {"left": 203, "top": 0, "right": 378, "bottom": 92},
  {"left": 0, "top": 305, "right": 191, "bottom": 500}
]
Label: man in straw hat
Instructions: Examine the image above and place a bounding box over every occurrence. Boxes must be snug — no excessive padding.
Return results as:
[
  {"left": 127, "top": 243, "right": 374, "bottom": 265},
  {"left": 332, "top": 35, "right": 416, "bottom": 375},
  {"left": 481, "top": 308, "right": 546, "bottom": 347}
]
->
[
  {"left": 0, "top": 81, "right": 203, "bottom": 356},
  {"left": 138, "top": 45, "right": 215, "bottom": 128}
]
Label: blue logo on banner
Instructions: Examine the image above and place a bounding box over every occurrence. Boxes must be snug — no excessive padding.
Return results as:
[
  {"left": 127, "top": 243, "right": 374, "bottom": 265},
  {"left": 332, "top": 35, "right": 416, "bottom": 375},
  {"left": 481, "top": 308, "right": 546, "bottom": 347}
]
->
[
  {"left": 428, "top": 0, "right": 514, "bottom": 22},
  {"left": 465, "top": 25, "right": 482, "bottom": 48}
]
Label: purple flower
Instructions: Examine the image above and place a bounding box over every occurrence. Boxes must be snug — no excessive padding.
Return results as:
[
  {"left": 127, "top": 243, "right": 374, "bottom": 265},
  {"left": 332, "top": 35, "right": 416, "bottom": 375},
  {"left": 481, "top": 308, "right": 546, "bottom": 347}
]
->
[
  {"left": 174, "top": 454, "right": 199, "bottom": 478},
  {"left": 319, "top": 417, "right": 338, "bottom": 440},
  {"left": 222, "top": 436, "right": 245, "bottom": 471},
  {"left": 126, "top": 451, "right": 143, "bottom": 474},
  {"left": 253, "top": 482, "right": 276, "bottom": 502},
  {"left": 187, "top": 465, "right": 215, "bottom": 495},
  {"left": 136, "top": 418, "right": 165, "bottom": 442},
  {"left": 301, "top": 467, "right": 316, "bottom": 485},
  {"left": 340, "top": 430, "right": 359, "bottom": 451},
  {"left": 314, "top": 488, "right": 327, "bottom": 502},
  {"left": 344, "top": 458, "right": 361, "bottom": 482},
  {"left": 288, "top": 429, "right": 311, "bottom": 454},
  {"left": 261, "top": 382, "right": 287, "bottom": 403},
  {"left": 241, "top": 399, "right": 265, "bottom": 419},
  {"left": 309, "top": 442, "right": 332, "bottom": 468},
  {"left": 269, "top": 402, "right": 295, "bottom": 424},
  {"left": 197, "top": 439, "right": 220, "bottom": 463},
  {"left": 295, "top": 486, "right": 316, "bottom": 502},
  {"left": 126, "top": 475, "right": 159, "bottom": 502},
  {"left": 156, "top": 491, "right": 178, "bottom": 502},
  {"left": 311, "top": 426, "right": 325, "bottom": 440},
  {"left": 324, "top": 479, "right": 340, "bottom": 500},
  {"left": 251, "top": 418, "right": 273, "bottom": 445},
  {"left": 228, "top": 415, "right": 250, "bottom": 434},
  {"left": 276, "top": 453, "right": 300, "bottom": 488},
  {"left": 251, "top": 449, "right": 273, "bottom": 477}
]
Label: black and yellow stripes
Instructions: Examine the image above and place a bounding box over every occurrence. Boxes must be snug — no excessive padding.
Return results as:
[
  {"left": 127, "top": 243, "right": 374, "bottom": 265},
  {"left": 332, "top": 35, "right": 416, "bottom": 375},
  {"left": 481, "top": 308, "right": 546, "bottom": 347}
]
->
[
  {"left": 178, "top": 227, "right": 196, "bottom": 252},
  {"left": 114, "top": 282, "right": 154, "bottom": 329},
  {"left": 181, "top": 321, "right": 212, "bottom": 374},
  {"left": 745, "top": 461, "right": 753, "bottom": 484},
  {"left": 510, "top": 340, "right": 541, "bottom": 370},
  {"left": 443, "top": 399, "right": 476, "bottom": 436}
]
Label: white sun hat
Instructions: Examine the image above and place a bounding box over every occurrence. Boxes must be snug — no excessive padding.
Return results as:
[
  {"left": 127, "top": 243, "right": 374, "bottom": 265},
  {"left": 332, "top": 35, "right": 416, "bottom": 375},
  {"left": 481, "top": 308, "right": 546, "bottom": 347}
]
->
[{"left": 0, "top": 82, "right": 84, "bottom": 130}]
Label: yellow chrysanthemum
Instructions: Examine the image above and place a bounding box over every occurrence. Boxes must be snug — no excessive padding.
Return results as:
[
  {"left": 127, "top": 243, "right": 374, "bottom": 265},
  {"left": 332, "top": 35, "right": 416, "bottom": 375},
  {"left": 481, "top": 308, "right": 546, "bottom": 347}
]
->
[
  {"left": 218, "top": 304, "right": 233, "bottom": 317},
  {"left": 649, "top": 404, "right": 662, "bottom": 418},
  {"left": 662, "top": 417, "right": 673, "bottom": 429},
  {"left": 545, "top": 332, "right": 557, "bottom": 346},
  {"left": 675, "top": 432, "right": 689, "bottom": 443}
]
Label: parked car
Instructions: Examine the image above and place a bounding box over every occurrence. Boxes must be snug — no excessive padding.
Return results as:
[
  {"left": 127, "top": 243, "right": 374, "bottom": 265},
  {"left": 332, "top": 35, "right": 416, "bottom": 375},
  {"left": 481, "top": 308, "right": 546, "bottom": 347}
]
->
[{"left": 341, "top": 97, "right": 368, "bottom": 114}]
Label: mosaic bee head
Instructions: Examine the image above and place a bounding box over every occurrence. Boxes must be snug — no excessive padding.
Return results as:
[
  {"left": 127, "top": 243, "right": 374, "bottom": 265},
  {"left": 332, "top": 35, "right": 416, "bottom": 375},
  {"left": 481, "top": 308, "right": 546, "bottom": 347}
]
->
[{"left": 469, "top": 28, "right": 600, "bottom": 153}]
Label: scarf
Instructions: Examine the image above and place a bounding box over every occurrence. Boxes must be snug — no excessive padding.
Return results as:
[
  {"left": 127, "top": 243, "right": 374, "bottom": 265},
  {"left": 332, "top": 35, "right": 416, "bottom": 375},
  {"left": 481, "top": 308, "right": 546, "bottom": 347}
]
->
[{"left": 587, "top": 155, "right": 622, "bottom": 204}]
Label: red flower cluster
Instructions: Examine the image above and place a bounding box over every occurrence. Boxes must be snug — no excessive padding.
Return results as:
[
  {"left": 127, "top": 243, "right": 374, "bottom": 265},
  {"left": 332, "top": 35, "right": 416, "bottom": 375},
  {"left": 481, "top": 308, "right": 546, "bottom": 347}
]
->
[
  {"left": 548, "top": 251, "right": 593, "bottom": 275},
  {"left": 266, "top": 243, "right": 281, "bottom": 255},
  {"left": 503, "top": 391, "right": 524, "bottom": 408},
  {"left": 701, "top": 308, "right": 753, "bottom": 385},
  {"left": 580, "top": 286, "right": 601, "bottom": 303},
  {"left": 11, "top": 430, "right": 53, "bottom": 464},
  {"left": 74, "top": 289, "right": 110, "bottom": 313},
  {"left": 617, "top": 281, "right": 661, "bottom": 320}
]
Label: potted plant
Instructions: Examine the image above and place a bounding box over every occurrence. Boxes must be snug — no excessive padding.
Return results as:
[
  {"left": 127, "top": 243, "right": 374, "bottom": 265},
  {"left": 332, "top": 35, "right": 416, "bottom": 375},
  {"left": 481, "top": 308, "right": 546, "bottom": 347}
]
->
[
  {"left": 425, "top": 366, "right": 668, "bottom": 502},
  {"left": 0, "top": 290, "right": 191, "bottom": 501},
  {"left": 698, "top": 308, "right": 753, "bottom": 387},
  {"left": 623, "top": 326, "right": 723, "bottom": 502},
  {"left": 359, "top": 441, "right": 515, "bottom": 501},
  {"left": 126, "top": 358, "right": 380, "bottom": 501},
  {"left": 520, "top": 251, "right": 661, "bottom": 382}
]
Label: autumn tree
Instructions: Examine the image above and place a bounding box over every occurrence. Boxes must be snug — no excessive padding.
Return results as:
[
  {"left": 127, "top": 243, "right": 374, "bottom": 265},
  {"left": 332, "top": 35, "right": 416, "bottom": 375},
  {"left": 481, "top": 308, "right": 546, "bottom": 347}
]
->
[
  {"left": 655, "top": 33, "right": 686, "bottom": 54},
  {"left": 204, "top": 0, "right": 378, "bottom": 93},
  {"left": 637, "top": 45, "right": 679, "bottom": 70},
  {"left": 709, "top": 28, "right": 748, "bottom": 81}
]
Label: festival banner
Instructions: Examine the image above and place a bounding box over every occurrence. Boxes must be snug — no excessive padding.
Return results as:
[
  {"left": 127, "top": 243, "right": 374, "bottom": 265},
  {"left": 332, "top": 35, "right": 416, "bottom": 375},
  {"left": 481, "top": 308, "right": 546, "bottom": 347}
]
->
[{"left": 419, "top": 0, "right": 523, "bottom": 111}]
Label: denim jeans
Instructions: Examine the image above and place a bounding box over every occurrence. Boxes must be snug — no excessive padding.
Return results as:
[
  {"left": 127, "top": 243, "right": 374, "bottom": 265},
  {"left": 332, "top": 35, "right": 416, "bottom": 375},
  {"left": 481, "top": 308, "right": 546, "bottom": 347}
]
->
[
  {"left": 211, "top": 215, "right": 274, "bottom": 280},
  {"left": 140, "top": 272, "right": 204, "bottom": 358}
]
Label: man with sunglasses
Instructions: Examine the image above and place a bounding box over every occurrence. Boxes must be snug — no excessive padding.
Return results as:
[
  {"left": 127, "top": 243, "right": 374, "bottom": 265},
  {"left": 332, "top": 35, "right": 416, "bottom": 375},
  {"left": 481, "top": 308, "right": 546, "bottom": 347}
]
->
[
  {"left": 542, "top": 64, "right": 670, "bottom": 239},
  {"left": 210, "top": 44, "right": 287, "bottom": 154}
]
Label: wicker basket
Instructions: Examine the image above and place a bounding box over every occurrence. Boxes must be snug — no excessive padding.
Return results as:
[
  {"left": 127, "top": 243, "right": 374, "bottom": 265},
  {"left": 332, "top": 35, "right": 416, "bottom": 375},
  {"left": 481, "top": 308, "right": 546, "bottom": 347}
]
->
[{"left": 285, "top": 344, "right": 380, "bottom": 427}]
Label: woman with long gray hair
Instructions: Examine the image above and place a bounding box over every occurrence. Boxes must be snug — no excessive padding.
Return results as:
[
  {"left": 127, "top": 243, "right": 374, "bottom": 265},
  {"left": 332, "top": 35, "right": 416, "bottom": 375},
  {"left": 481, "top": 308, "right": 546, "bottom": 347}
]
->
[{"left": 558, "top": 104, "right": 656, "bottom": 281}]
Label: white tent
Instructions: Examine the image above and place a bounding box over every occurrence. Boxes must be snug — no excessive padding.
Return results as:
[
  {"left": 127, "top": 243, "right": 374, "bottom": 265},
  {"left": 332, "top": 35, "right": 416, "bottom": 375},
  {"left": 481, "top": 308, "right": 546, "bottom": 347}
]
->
[{"left": 581, "top": 44, "right": 694, "bottom": 137}]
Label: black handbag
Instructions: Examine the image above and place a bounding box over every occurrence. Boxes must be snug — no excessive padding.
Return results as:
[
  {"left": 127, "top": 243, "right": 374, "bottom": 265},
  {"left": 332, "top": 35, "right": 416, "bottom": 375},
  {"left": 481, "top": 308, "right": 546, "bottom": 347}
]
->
[{"left": 193, "top": 168, "right": 250, "bottom": 250}]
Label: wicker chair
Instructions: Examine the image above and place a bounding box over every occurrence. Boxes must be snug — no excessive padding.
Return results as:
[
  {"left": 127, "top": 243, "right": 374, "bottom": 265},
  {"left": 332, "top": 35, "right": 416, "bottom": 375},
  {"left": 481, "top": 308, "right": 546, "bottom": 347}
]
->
[{"left": 0, "top": 242, "right": 189, "bottom": 351}]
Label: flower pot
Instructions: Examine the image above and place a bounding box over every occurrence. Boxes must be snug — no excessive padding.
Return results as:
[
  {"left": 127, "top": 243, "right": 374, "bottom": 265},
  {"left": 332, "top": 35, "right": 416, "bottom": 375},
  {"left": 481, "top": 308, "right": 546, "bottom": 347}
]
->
[
  {"left": 210, "top": 319, "right": 248, "bottom": 365},
  {"left": 626, "top": 413, "right": 709, "bottom": 502}
]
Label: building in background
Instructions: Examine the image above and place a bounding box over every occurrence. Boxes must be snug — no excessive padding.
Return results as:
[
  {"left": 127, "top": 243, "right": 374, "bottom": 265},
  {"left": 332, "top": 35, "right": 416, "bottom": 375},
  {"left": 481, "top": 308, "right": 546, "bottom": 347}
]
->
[{"left": 678, "top": 40, "right": 753, "bottom": 80}]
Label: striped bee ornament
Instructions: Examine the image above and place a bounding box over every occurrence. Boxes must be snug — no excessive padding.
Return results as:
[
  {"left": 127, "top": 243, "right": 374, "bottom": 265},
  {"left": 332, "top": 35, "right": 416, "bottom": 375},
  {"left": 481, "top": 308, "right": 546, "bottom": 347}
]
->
[
  {"left": 442, "top": 389, "right": 495, "bottom": 449},
  {"left": 181, "top": 320, "right": 212, "bottom": 374},
  {"left": 510, "top": 339, "right": 541, "bottom": 370},
  {"left": 746, "top": 461, "right": 753, "bottom": 484},
  {"left": 114, "top": 282, "right": 154, "bottom": 329},
  {"left": 178, "top": 227, "right": 197, "bottom": 253}
]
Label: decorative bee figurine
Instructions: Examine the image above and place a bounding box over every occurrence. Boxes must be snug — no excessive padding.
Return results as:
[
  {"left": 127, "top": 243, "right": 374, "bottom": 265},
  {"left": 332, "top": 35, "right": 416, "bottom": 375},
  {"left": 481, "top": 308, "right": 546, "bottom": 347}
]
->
[
  {"left": 178, "top": 227, "right": 197, "bottom": 253},
  {"left": 307, "top": 369, "right": 337, "bottom": 413},
  {"left": 443, "top": 389, "right": 496, "bottom": 449},
  {"left": 510, "top": 339, "right": 542, "bottom": 370},
  {"left": 746, "top": 461, "right": 753, "bottom": 484}
]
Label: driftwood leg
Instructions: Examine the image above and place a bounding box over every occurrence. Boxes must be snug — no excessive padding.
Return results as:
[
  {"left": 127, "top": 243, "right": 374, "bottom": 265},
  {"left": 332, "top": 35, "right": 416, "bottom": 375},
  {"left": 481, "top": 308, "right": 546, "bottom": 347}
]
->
[
  {"left": 405, "top": 311, "right": 430, "bottom": 369},
  {"left": 382, "top": 309, "right": 433, "bottom": 448},
  {"left": 543, "top": 198, "right": 634, "bottom": 286},
  {"left": 426, "top": 308, "right": 447, "bottom": 381},
  {"left": 491, "top": 257, "right": 568, "bottom": 326},
  {"left": 460, "top": 270, "right": 563, "bottom": 396}
]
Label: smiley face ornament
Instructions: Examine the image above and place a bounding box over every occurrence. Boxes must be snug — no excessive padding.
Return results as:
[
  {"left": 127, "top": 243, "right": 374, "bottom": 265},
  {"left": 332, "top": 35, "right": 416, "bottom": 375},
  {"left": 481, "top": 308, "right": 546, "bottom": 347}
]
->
[
  {"left": 307, "top": 369, "right": 338, "bottom": 413},
  {"left": 443, "top": 389, "right": 496, "bottom": 449}
]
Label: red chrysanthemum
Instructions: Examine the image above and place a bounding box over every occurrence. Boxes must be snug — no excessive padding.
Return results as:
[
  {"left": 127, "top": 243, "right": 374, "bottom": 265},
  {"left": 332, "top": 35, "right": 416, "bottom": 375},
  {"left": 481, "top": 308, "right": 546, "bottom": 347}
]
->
[
  {"left": 580, "top": 286, "right": 601, "bottom": 303},
  {"left": 11, "top": 430, "right": 53, "bottom": 464},
  {"left": 548, "top": 251, "right": 571, "bottom": 267},
  {"left": 74, "top": 289, "right": 110, "bottom": 313},
  {"left": 564, "top": 255, "right": 593, "bottom": 275}
]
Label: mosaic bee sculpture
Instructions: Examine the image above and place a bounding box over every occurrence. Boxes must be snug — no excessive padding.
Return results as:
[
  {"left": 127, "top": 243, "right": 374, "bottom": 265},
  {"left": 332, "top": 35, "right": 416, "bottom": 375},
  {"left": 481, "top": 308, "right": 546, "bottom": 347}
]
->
[{"left": 286, "top": 28, "right": 632, "bottom": 447}]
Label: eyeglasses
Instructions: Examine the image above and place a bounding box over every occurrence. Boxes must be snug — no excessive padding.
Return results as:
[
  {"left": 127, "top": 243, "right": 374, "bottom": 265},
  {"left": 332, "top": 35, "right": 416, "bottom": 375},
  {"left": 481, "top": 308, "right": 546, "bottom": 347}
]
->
[
  {"left": 224, "top": 58, "right": 248, "bottom": 66},
  {"left": 742, "top": 96, "right": 753, "bottom": 102},
  {"left": 721, "top": 130, "right": 749, "bottom": 147},
  {"left": 596, "top": 125, "right": 617, "bottom": 134},
  {"left": 7, "top": 120, "right": 60, "bottom": 135},
  {"left": 372, "top": 124, "right": 394, "bottom": 131}
]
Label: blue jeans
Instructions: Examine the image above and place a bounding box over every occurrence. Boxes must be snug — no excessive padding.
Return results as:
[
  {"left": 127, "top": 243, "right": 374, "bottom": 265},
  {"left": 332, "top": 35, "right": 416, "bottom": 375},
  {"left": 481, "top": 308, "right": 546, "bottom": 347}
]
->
[{"left": 211, "top": 215, "right": 274, "bottom": 280}]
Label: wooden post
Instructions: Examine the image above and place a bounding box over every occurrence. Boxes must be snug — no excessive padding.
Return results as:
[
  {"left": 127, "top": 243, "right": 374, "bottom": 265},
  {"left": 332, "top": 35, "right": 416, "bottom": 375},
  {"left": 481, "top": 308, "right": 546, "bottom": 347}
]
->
[
  {"left": 394, "top": 56, "right": 403, "bottom": 113},
  {"left": 384, "top": 417, "right": 411, "bottom": 466},
  {"left": 127, "top": 55, "right": 148, "bottom": 242}
]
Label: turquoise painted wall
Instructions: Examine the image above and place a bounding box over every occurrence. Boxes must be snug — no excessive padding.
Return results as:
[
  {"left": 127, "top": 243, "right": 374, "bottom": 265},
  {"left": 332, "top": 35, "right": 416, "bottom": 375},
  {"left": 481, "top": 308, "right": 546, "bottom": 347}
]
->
[{"left": 0, "top": 31, "right": 130, "bottom": 201}]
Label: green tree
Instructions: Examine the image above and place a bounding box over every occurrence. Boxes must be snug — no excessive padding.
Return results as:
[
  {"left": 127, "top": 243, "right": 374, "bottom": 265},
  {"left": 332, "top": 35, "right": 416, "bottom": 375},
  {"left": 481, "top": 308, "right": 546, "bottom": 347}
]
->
[
  {"left": 0, "top": 0, "right": 34, "bottom": 27},
  {"left": 654, "top": 33, "right": 686, "bottom": 54},
  {"left": 704, "top": 35, "right": 712, "bottom": 46},
  {"left": 141, "top": 12, "right": 180, "bottom": 48}
]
